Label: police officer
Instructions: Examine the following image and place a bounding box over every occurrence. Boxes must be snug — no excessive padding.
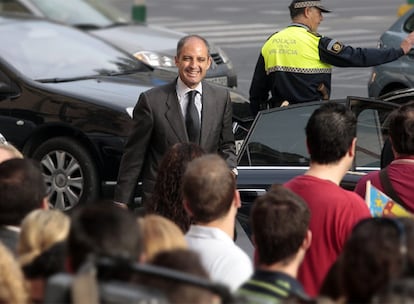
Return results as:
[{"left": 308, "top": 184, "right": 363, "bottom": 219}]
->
[{"left": 249, "top": 0, "right": 414, "bottom": 115}]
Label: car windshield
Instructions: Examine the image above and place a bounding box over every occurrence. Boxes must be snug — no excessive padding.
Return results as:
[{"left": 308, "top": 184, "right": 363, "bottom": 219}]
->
[
  {"left": 0, "top": 18, "right": 147, "bottom": 80},
  {"left": 30, "top": 0, "right": 131, "bottom": 26}
]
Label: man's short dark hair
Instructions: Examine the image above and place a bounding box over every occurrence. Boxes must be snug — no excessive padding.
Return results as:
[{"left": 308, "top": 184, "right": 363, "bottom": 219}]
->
[
  {"left": 251, "top": 184, "right": 310, "bottom": 265},
  {"left": 306, "top": 102, "right": 356, "bottom": 164},
  {"left": 0, "top": 158, "right": 47, "bottom": 226},
  {"left": 67, "top": 201, "right": 143, "bottom": 272},
  {"left": 389, "top": 101, "right": 414, "bottom": 155},
  {"left": 182, "top": 154, "right": 235, "bottom": 223},
  {"left": 176, "top": 34, "right": 210, "bottom": 57},
  {"left": 288, "top": 1, "right": 306, "bottom": 19}
]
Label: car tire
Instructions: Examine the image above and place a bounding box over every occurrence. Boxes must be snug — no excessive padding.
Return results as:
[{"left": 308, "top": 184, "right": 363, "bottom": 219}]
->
[{"left": 32, "top": 137, "right": 100, "bottom": 211}]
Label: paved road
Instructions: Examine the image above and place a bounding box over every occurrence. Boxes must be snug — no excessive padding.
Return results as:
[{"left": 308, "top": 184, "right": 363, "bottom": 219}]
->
[{"left": 144, "top": 0, "right": 404, "bottom": 99}]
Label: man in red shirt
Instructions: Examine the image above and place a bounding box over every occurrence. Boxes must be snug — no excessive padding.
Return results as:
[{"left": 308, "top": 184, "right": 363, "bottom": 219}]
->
[{"left": 285, "top": 102, "right": 371, "bottom": 296}]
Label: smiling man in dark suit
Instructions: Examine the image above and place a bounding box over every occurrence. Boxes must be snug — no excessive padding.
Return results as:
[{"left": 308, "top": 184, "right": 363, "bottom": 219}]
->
[{"left": 114, "top": 34, "right": 237, "bottom": 209}]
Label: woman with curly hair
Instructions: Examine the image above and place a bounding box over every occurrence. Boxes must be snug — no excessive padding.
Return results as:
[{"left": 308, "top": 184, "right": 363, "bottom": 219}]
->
[{"left": 147, "top": 142, "right": 205, "bottom": 232}]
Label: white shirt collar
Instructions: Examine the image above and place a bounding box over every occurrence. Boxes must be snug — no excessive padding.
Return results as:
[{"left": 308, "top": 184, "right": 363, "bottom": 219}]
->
[{"left": 176, "top": 77, "right": 203, "bottom": 100}]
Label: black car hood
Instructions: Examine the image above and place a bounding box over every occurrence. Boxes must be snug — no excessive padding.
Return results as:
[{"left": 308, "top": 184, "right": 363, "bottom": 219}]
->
[
  {"left": 89, "top": 24, "right": 182, "bottom": 55},
  {"left": 39, "top": 72, "right": 172, "bottom": 110}
]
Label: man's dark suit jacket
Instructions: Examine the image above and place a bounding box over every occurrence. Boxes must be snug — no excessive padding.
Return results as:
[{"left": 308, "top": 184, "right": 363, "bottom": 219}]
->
[{"left": 114, "top": 79, "right": 237, "bottom": 205}]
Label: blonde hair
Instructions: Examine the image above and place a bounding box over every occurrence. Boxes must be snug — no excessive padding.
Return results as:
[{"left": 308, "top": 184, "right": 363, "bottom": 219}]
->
[
  {"left": 18, "top": 209, "right": 70, "bottom": 266},
  {"left": 0, "top": 142, "right": 23, "bottom": 162},
  {"left": 0, "top": 242, "right": 29, "bottom": 303},
  {"left": 138, "top": 214, "right": 187, "bottom": 261}
]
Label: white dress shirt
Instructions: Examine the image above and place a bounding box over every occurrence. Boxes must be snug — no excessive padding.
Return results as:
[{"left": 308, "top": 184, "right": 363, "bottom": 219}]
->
[{"left": 185, "top": 225, "right": 253, "bottom": 291}]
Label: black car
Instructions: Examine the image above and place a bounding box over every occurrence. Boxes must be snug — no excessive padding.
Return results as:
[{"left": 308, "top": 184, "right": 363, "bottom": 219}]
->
[
  {"left": 236, "top": 96, "right": 399, "bottom": 238},
  {"left": 0, "top": 0, "right": 237, "bottom": 88},
  {"left": 0, "top": 14, "right": 251, "bottom": 210}
]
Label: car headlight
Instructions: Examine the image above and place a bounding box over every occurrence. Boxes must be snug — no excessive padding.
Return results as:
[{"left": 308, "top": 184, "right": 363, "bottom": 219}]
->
[{"left": 134, "top": 51, "right": 174, "bottom": 68}]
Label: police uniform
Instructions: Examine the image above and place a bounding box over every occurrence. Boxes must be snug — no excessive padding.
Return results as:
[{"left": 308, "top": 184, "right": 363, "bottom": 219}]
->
[{"left": 249, "top": 21, "right": 405, "bottom": 115}]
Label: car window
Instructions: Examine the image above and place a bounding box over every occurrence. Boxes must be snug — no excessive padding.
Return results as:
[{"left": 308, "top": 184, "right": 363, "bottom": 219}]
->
[
  {"left": 238, "top": 99, "right": 396, "bottom": 169},
  {"left": 348, "top": 96, "right": 397, "bottom": 170},
  {"left": 30, "top": 0, "right": 129, "bottom": 26},
  {"left": 0, "top": 19, "right": 147, "bottom": 80},
  {"left": 238, "top": 104, "right": 320, "bottom": 166},
  {"left": 355, "top": 108, "right": 385, "bottom": 168},
  {"left": 404, "top": 12, "right": 414, "bottom": 32},
  {"left": 0, "top": 0, "right": 30, "bottom": 13}
]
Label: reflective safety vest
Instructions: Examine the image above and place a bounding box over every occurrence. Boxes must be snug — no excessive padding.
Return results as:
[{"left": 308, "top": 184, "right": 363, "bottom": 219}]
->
[{"left": 261, "top": 26, "right": 332, "bottom": 75}]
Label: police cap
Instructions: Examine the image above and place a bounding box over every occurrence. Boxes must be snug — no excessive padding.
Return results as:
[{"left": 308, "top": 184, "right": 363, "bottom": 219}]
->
[{"left": 290, "top": 0, "right": 331, "bottom": 13}]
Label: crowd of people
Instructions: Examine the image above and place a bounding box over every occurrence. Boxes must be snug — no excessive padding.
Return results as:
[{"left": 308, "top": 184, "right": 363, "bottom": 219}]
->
[
  {"left": 3, "top": 0, "right": 414, "bottom": 303},
  {"left": 1, "top": 97, "right": 414, "bottom": 303}
]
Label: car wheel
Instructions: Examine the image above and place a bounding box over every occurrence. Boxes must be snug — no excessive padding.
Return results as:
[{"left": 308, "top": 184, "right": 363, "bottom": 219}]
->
[{"left": 32, "top": 137, "right": 99, "bottom": 211}]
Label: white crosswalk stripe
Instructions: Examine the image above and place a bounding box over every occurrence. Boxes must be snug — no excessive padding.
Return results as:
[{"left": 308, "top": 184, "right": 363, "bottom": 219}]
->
[{"left": 148, "top": 17, "right": 380, "bottom": 49}]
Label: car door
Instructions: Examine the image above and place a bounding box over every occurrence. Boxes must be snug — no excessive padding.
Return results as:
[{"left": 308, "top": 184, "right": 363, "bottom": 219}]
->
[
  {"left": 236, "top": 97, "right": 398, "bottom": 239},
  {"left": 0, "top": 67, "right": 22, "bottom": 144}
]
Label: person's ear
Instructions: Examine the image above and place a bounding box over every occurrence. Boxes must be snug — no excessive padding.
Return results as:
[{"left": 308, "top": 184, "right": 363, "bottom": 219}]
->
[
  {"left": 206, "top": 55, "right": 212, "bottom": 69},
  {"left": 304, "top": 6, "right": 312, "bottom": 18},
  {"left": 302, "top": 229, "right": 312, "bottom": 250},
  {"left": 306, "top": 138, "right": 311, "bottom": 155},
  {"left": 349, "top": 137, "right": 357, "bottom": 157},
  {"left": 233, "top": 190, "right": 241, "bottom": 208}
]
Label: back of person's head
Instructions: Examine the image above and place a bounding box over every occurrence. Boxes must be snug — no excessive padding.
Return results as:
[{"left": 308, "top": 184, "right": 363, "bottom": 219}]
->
[
  {"left": 182, "top": 154, "right": 235, "bottom": 223},
  {"left": 0, "top": 158, "right": 47, "bottom": 226},
  {"left": 137, "top": 214, "right": 187, "bottom": 262},
  {"left": 0, "top": 142, "right": 23, "bottom": 163},
  {"left": 306, "top": 102, "right": 356, "bottom": 164},
  {"left": 148, "top": 249, "right": 217, "bottom": 304},
  {"left": 0, "top": 242, "right": 29, "bottom": 303},
  {"left": 67, "top": 201, "right": 143, "bottom": 272},
  {"left": 340, "top": 217, "right": 414, "bottom": 303},
  {"left": 18, "top": 209, "right": 70, "bottom": 267},
  {"left": 252, "top": 184, "right": 310, "bottom": 265},
  {"left": 388, "top": 101, "right": 414, "bottom": 156},
  {"left": 149, "top": 142, "right": 205, "bottom": 232}
]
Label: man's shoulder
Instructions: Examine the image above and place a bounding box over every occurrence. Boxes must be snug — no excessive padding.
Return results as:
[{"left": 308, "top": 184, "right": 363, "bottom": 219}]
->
[
  {"left": 286, "top": 174, "right": 367, "bottom": 204},
  {"left": 148, "top": 81, "right": 175, "bottom": 92},
  {"left": 185, "top": 226, "right": 250, "bottom": 261},
  {"left": 202, "top": 81, "right": 229, "bottom": 96}
]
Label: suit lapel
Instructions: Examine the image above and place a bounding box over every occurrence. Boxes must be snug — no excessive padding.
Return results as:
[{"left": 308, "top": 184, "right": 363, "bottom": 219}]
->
[{"left": 165, "top": 82, "right": 188, "bottom": 142}]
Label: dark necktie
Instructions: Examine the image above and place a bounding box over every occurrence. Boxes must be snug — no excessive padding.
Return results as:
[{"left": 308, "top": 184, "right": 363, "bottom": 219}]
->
[{"left": 185, "top": 90, "right": 200, "bottom": 143}]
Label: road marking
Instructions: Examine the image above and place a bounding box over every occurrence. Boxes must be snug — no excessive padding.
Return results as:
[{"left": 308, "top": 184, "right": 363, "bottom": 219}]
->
[{"left": 148, "top": 18, "right": 380, "bottom": 49}]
